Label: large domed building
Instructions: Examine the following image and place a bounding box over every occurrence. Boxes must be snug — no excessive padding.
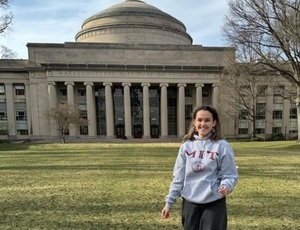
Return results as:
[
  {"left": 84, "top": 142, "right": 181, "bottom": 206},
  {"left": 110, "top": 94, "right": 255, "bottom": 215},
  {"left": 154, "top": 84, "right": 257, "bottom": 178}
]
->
[
  {"left": 1, "top": 0, "right": 295, "bottom": 141},
  {"left": 75, "top": 0, "right": 193, "bottom": 45}
]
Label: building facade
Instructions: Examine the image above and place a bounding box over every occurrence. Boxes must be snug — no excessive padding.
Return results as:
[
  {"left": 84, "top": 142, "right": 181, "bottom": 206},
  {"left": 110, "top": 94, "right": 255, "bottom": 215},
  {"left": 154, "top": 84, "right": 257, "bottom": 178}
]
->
[
  {"left": 220, "top": 72, "right": 298, "bottom": 139},
  {"left": 0, "top": 0, "right": 297, "bottom": 141}
]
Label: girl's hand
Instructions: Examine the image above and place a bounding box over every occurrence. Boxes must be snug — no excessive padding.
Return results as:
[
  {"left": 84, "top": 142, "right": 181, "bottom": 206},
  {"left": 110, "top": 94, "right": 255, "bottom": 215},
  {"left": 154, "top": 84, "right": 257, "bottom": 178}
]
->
[
  {"left": 219, "top": 185, "right": 229, "bottom": 196},
  {"left": 161, "top": 206, "right": 170, "bottom": 219}
]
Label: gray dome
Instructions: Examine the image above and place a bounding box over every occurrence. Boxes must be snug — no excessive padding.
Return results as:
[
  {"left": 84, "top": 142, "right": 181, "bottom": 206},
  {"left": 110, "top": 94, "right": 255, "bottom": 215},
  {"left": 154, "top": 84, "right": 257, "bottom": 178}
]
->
[{"left": 75, "top": 0, "right": 193, "bottom": 45}]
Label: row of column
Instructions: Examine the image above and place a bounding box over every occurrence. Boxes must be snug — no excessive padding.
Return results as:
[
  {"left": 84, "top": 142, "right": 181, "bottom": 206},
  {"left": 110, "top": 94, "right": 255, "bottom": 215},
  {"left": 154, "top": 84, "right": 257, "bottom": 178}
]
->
[
  {"left": 48, "top": 82, "right": 219, "bottom": 138},
  {"left": 4, "top": 83, "right": 31, "bottom": 137}
]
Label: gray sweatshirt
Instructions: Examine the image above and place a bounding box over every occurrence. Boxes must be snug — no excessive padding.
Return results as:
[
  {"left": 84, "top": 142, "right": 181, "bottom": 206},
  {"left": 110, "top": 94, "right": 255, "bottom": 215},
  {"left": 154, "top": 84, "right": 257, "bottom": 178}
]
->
[{"left": 165, "top": 135, "right": 238, "bottom": 208}]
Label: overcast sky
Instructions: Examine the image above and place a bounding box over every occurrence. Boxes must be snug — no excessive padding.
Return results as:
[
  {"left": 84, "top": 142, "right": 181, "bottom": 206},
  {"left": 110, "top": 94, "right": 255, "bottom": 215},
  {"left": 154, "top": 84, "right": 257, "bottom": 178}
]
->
[{"left": 1, "top": 0, "right": 229, "bottom": 59}]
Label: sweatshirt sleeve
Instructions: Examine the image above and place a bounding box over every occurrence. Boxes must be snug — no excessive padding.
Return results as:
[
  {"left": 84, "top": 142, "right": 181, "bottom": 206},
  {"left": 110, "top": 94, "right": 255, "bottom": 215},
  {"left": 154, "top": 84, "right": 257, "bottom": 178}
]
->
[
  {"left": 218, "top": 141, "right": 238, "bottom": 192},
  {"left": 165, "top": 145, "right": 186, "bottom": 209}
]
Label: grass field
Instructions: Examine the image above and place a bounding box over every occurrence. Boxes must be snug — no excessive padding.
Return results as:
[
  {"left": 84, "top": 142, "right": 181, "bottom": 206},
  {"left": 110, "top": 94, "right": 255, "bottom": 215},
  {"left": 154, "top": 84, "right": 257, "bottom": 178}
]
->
[{"left": 0, "top": 141, "right": 299, "bottom": 230}]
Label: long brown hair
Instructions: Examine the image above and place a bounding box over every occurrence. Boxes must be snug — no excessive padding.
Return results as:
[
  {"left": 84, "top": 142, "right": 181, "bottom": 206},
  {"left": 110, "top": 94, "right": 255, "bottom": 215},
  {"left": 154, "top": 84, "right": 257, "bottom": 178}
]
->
[{"left": 183, "top": 105, "right": 222, "bottom": 142}]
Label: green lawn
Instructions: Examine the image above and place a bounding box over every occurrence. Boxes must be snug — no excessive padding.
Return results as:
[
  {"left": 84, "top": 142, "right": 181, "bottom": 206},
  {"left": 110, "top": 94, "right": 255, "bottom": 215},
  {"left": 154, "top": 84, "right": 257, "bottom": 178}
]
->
[{"left": 0, "top": 141, "right": 299, "bottom": 230}]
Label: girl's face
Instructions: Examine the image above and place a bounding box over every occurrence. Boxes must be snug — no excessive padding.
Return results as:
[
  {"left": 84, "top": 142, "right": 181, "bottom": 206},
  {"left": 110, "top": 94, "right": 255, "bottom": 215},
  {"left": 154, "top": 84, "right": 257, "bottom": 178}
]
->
[{"left": 193, "top": 110, "right": 216, "bottom": 138}]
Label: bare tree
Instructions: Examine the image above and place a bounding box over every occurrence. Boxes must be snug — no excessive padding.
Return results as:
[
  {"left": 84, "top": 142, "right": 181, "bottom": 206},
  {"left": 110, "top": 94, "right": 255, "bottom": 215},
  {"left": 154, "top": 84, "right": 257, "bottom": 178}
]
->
[
  {"left": 47, "top": 103, "right": 88, "bottom": 143},
  {"left": 0, "top": 0, "right": 12, "bottom": 35},
  {"left": 223, "top": 0, "right": 300, "bottom": 141},
  {"left": 221, "top": 59, "right": 278, "bottom": 139},
  {"left": 1, "top": 45, "right": 16, "bottom": 58},
  {"left": 0, "top": 0, "right": 12, "bottom": 34},
  {"left": 0, "top": 0, "right": 15, "bottom": 58}
]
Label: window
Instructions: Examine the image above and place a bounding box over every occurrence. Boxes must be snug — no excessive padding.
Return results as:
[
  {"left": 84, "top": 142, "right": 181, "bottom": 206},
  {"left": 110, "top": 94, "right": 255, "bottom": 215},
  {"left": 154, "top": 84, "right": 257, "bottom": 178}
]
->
[
  {"left": 59, "top": 88, "right": 67, "bottom": 96},
  {"left": 80, "top": 125, "right": 88, "bottom": 135},
  {"left": 79, "top": 108, "right": 88, "bottom": 135},
  {"left": 272, "top": 127, "right": 282, "bottom": 134},
  {"left": 290, "top": 107, "right": 297, "bottom": 119},
  {"left": 256, "top": 103, "right": 265, "bottom": 120},
  {"left": 149, "top": 89, "right": 159, "bottom": 126},
  {"left": 15, "top": 84, "right": 25, "bottom": 95},
  {"left": 273, "top": 103, "right": 283, "bottom": 119},
  {"left": 202, "top": 88, "right": 210, "bottom": 97},
  {"left": 15, "top": 111, "right": 28, "bottom": 134},
  {"left": 15, "top": 102, "right": 27, "bottom": 121},
  {"left": 238, "top": 128, "right": 248, "bottom": 134},
  {"left": 80, "top": 110, "right": 87, "bottom": 120},
  {"left": 238, "top": 120, "right": 248, "bottom": 134},
  {"left": 0, "top": 112, "right": 7, "bottom": 120},
  {"left": 185, "top": 105, "right": 193, "bottom": 132},
  {"left": 16, "top": 111, "right": 27, "bottom": 121},
  {"left": 239, "top": 109, "right": 249, "bottom": 120},
  {"left": 17, "top": 129, "right": 28, "bottom": 135},
  {"left": 0, "top": 85, "right": 5, "bottom": 95},
  {"left": 78, "top": 88, "right": 86, "bottom": 96},
  {"left": 167, "top": 87, "right": 177, "bottom": 135},
  {"left": 113, "top": 88, "right": 124, "bottom": 126},
  {"left": 273, "top": 110, "right": 282, "bottom": 119},
  {"left": 202, "top": 85, "right": 211, "bottom": 105},
  {"left": 274, "top": 103, "right": 283, "bottom": 110},
  {"left": 289, "top": 119, "right": 297, "bottom": 133},
  {"left": 255, "top": 128, "right": 265, "bottom": 134},
  {"left": 0, "top": 102, "right": 7, "bottom": 120},
  {"left": 289, "top": 104, "right": 298, "bottom": 133},
  {"left": 185, "top": 105, "right": 193, "bottom": 121},
  {"left": 185, "top": 88, "right": 193, "bottom": 97},
  {"left": 64, "top": 128, "right": 69, "bottom": 135}
]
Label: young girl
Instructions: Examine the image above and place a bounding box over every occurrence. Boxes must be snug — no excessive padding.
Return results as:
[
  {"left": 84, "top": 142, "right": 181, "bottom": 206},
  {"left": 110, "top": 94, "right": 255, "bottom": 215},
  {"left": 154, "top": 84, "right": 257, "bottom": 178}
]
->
[{"left": 161, "top": 105, "right": 238, "bottom": 230}]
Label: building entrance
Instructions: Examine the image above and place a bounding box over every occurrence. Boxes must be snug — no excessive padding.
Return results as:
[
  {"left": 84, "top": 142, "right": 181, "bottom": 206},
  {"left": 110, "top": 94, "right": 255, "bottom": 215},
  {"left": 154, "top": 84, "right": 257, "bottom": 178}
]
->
[
  {"left": 116, "top": 124, "right": 125, "bottom": 138},
  {"left": 131, "top": 87, "right": 143, "bottom": 138}
]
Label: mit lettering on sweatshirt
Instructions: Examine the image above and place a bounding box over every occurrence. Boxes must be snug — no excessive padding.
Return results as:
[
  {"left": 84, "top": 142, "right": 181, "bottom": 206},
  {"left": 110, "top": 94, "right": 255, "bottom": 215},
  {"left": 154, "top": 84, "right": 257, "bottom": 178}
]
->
[{"left": 165, "top": 135, "right": 238, "bottom": 208}]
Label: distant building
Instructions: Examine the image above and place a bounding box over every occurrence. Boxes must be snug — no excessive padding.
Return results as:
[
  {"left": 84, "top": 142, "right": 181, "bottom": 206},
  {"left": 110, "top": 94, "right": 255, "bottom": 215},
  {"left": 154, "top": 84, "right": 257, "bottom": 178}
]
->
[{"left": 0, "top": 0, "right": 297, "bottom": 141}]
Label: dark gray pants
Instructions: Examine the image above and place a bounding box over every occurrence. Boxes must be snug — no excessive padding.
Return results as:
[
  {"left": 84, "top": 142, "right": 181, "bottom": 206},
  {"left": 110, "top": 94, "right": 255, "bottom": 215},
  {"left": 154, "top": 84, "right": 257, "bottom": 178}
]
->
[{"left": 182, "top": 198, "right": 227, "bottom": 230}]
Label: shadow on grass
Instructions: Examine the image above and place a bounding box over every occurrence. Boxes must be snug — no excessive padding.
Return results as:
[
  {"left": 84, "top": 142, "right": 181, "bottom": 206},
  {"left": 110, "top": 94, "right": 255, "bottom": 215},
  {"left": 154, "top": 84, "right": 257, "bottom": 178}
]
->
[
  {"left": 237, "top": 162, "right": 300, "bottom": 181},
  {"left": 0, "top": 198, "right": 180, "bottom": 230},
  {"left": 0, "top": 143, "right": 180, "bottom": 152},
  {"left": 0, "top": 163, "right": 173, "bottom": 172},
  {"left": 229, "top": 194, "right": 300, "bottom": 221}
]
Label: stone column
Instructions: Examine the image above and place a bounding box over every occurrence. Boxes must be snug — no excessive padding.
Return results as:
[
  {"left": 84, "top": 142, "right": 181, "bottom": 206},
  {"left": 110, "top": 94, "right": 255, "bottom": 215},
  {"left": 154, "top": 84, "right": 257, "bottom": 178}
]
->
[
  {"left": 48, "top": 82, "right": 58, "bottom": 137},
  {"left": 212, "top": 84, "right": 219, "bottom": 108},
  {"left": 122, "top": 83, "right": 132, "bottom": 138},
  {"left": 160, "top": 83, "right": 168, "bottom": 138},
  {"left": 142, "top": 83, "right": 150, "bottom": 138},
  {"left": 84, "top": 82, "right": 97, "bottom": 137},
  {"left": 5, "top": 83, "right": 16, "bottom": 136},
  {"left": 178, "top": 83, "right": 186, "bottom": 137},
  {"left": 65, "top": 82, "right": 75, "bottom": 104},
  {"left": 30, "top": 83, "right": 40, "bottom": 136},
  {"left": 282, "top": 96, "right": 290, "bottom": 139},
  {"left": 103, "top": 82, "right": 114, "bottom": 138},
  {"left": 25, "top": 84, "right": 32, "bottom": 136},
  {"left": 265, "top": 86, "right": 273, "bottom": 136},
  {"left": 195, "top": 83, "right": 204, "bottom": 107},
  {"left": 65, "top": 81, "right": 76, "bottom": 137}
]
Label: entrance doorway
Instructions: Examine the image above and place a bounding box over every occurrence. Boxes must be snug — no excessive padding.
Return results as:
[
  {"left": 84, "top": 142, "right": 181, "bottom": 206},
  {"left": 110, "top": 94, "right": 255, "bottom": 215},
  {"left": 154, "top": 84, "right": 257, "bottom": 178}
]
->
[
  {"left": 151, "top": 125, "right": 159, "bottom": 138},
  {"left": 133, "top": 124, "right": 142, "bottom": 138},
  {"left": 116, "top": 125, "right": 125, "bottom": 138}
]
